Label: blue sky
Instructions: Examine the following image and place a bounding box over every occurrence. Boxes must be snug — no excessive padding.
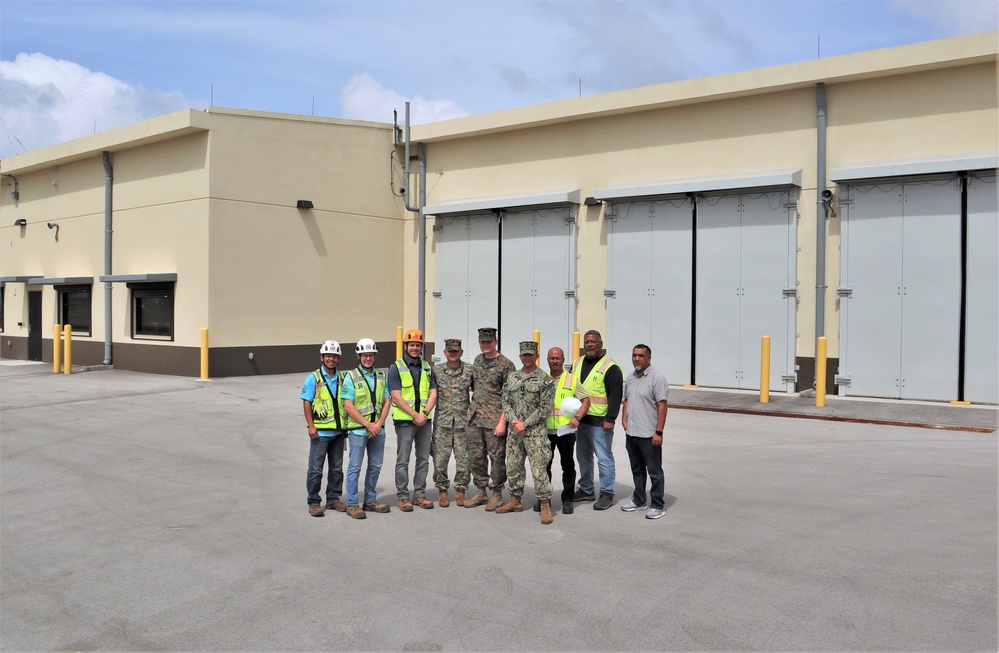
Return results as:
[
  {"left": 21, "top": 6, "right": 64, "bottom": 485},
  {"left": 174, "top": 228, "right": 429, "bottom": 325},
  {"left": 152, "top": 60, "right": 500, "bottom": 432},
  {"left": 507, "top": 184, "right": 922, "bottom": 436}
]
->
[{"left": 0, "top": 0, "right": 996, "bottom": 159}]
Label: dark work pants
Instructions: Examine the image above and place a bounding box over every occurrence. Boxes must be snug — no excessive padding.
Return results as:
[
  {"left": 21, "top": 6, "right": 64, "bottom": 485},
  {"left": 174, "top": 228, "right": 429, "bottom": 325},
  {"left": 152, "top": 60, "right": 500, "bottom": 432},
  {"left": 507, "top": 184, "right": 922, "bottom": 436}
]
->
[
  {"left": 546, "top": 433, "right": 577, "bottom": 501},
  {"left": 625, "top": 434, "right": 664, "bottom": 510}
]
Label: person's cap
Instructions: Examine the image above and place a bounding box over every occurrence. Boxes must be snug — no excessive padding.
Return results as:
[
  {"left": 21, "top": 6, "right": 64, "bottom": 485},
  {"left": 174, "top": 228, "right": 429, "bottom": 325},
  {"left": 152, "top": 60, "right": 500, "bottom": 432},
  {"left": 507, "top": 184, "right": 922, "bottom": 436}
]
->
[
  {"left": 477, "top": 327, "right": 497, "bottom": 342},
  {"left": 519, "top": 341, "right": 539, "bottom": 355},
  {"left": 444, "top": 338, "right": 462, "bottom": 352}
]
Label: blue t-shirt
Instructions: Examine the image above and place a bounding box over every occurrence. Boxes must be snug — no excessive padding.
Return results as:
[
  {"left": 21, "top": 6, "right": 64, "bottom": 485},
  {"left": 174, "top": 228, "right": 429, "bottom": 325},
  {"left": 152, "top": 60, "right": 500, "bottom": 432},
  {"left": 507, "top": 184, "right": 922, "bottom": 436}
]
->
[{"left": 300, "top": 367, "right": 344, "bottom": 436}]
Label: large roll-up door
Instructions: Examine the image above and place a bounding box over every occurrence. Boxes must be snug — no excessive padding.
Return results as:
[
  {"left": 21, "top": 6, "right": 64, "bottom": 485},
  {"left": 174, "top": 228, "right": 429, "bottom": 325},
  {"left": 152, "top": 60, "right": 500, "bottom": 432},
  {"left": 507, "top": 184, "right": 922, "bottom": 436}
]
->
[
  {"left": 838, "top": 178, "right": 962, "bottom": 401},
  {"left": 965, "top": 173, "right": 998, "bottom": 404},
  {"left": 606, "top": 199, "right": 693, "bottom": 384},
  {"left": 433, "top": 207, "right": 575, "bottom": 360}
]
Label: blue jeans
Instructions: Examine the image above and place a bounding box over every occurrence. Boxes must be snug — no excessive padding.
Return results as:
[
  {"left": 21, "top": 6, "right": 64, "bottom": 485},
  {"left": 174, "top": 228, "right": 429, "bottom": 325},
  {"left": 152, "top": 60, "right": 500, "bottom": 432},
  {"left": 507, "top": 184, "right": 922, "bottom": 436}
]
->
[
  {"left": 576, "top": 422, "right": 616, "bottom": 496},
  {"left": 307, "top": 432, "right": 345, "bottom": 505},
  {"left": 395, "top": 420, "right": 433, "bottom": 498},
  {"left": 346, "top": 430, "right": 386, "bottom": 506}
]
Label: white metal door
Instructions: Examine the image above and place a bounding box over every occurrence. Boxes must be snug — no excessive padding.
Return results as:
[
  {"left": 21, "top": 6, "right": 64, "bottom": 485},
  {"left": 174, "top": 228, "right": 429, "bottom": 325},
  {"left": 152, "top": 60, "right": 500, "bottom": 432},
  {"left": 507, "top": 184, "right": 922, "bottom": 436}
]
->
[
  {"left": 965, "top": 173, "right": 998, "bottom": 404},
  {"left": 649, "top": 200, "right": 694, "bottom": 385},
  {"left": 839, "top": 179, "right": 962, "bottom": 400},
  {"left": 696, "top": 195, "right": 743, "bottom": 388},
  {"left": 433, "top": 214, "right": 499, "bottom": 361},
  {"left": 607, "top": 202, "right": 654, "bottom": 371}
]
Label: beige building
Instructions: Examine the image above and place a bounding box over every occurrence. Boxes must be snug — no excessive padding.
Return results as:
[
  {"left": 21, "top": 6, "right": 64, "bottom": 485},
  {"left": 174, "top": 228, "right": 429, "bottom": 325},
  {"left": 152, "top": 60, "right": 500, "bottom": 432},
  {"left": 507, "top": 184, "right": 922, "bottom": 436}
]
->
[{"left": 2, "top": 33, "right": 997, "bottom": 403}]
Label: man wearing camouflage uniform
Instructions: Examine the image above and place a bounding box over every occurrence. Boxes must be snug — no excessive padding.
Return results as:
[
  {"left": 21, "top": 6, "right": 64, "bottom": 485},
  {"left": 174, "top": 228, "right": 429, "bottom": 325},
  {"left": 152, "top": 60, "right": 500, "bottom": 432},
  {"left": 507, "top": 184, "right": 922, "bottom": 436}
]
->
[
  {"left": 431, "top": 338, "right": 474, "bottom": 507},
  {"left": 464, "top": 327, "right": 515, "bottom": 510},
  {"left": 496, "top": 340, "right": 557, "bottom": 524}
]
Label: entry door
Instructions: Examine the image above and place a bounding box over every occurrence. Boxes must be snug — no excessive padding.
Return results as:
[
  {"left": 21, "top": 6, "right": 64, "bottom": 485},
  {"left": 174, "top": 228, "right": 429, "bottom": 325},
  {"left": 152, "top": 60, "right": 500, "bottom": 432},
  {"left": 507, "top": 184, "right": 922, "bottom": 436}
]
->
[
  {"left": 606, "top": 199, "right": 693, "bottom": 383},
  {"left": 965, "top": 173, "right": 998, "bottom": 403},
  {"left": 695, "top": 192, "right": 796, "bottom": 390},
  {"left": 28, "top": 291, "right": 42, "bottom": 361},
  {"left": 839, "top": 179, "right": 961, "bottom": 400},
  {"left": 433, "top": 214, "right": 500, "bottom": 360}
]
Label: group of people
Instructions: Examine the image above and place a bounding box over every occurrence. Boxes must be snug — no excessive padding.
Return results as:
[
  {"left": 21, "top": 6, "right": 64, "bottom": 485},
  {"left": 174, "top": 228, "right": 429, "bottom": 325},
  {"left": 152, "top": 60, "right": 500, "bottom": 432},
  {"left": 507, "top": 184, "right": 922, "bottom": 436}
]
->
[{"left": 301, "top": 328, "right": 669, "bottom": 525}]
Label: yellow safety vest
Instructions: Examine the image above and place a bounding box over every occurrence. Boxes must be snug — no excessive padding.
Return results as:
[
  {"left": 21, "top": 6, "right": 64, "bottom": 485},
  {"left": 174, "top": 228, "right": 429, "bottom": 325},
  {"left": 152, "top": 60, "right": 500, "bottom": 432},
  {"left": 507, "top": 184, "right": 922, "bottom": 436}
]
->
[
  {"left": 345, "top": 367, "right": 387, "bottom": 430},
  {"left": 311, "top": 369, "right": 347, "bottom": 431},
  {"left": 571, "top": 355, "right": 619, "bottom": 418},
  {"left": 547, "top": 371, "right": 579, "bottom": 431},
  {"left": 392, "top": 359, "right": 434, "bottom": 421}
]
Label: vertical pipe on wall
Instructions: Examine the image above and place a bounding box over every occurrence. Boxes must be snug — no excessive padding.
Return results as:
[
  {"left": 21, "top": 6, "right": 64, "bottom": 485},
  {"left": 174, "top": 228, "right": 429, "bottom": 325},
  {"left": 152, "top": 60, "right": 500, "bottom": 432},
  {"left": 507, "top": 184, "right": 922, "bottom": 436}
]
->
[
  {"left": 815, "top": 84, "right": 828, "bottom": 351},
  {"left": 403, "top": 103, "right": 428, "bottom": 335},
  {"left": 102, "top": 151, "right": 113, "bottom": 366}
]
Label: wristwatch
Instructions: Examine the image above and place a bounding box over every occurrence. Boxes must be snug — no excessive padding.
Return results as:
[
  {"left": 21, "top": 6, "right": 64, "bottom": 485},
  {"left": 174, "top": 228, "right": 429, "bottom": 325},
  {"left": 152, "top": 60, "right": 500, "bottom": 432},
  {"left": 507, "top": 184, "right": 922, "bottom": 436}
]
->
[{"left": 655, "top": 430, "right": 663, "bottom": 435}]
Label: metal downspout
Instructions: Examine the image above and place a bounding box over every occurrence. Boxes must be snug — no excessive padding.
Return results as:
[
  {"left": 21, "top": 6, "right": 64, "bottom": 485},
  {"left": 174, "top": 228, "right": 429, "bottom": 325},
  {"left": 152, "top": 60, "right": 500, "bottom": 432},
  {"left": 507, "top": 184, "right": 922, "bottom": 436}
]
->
[
  {"left": 402, "top": 102, "right": 427, "bottom": 332},
  {"left": 102, "top": 151, "right": 113, "bottom": 366},
  {"left": 815, "top": 83, "right": 827, "bottom": 349}
]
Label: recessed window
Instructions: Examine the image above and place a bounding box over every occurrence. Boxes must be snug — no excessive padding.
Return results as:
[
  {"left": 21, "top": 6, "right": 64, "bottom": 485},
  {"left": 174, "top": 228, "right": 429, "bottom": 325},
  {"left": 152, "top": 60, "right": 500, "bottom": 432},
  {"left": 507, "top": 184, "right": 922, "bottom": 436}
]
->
[
  {"left": 129, "top": 282, "right": 174, "bottom": 340},
  {"left": 59, "top": 285, "right": 92, "bottom": 336}
]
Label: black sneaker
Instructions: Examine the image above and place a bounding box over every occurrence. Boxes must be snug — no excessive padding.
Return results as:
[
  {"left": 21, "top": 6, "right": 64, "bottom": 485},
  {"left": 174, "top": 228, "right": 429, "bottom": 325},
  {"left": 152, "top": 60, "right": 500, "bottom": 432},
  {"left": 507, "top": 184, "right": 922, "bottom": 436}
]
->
[
  {"left": 572, "top": 489, "right": 596, "bottom": 502},
  {"left": 562, "top": 501, "right": 574, "bottom": 515},
  {"left": 593, "top": 493, "right": 614, "bottom": 510}
]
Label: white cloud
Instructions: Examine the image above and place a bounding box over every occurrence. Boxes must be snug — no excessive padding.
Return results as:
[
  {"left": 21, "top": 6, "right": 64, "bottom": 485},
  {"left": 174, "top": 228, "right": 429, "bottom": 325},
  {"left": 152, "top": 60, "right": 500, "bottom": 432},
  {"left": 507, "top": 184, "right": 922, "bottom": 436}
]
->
[
  {"left": 340, "top": 73, "right": 471, "bottom": 125},
  {"left": 0, "top": 52, "right": 192, "bottom": 159},
  {"left": 889, "top": 0, "right": 999, "bottom": 34}
]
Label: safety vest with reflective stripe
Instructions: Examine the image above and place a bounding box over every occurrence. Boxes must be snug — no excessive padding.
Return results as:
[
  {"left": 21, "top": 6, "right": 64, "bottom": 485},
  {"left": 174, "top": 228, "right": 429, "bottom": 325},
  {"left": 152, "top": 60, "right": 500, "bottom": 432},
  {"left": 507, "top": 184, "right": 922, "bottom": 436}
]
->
[
  {"left": 547, "top": 371, "right": 579, "bottom": 431},
  {"left": 571, "top": 355, "right": 619, "bottom": 418},
  {"left": 345, "top": 367, "right": 387, "bottom": 430},
  {"left": 311, "top": 369, "right": 347, "bottom": 431},
  {"left": 392, "top": 359, "right": 434, "bottom": 421}
]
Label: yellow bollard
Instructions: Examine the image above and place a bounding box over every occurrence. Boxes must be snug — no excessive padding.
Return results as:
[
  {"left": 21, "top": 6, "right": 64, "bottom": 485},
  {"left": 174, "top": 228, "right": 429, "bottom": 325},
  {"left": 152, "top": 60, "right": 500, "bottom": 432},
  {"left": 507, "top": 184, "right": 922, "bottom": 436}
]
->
[
  {"left": 53, "top": 324, "right": 62, "bottom": 374},
  {"left": 760, "top": 335, "right": 771, "bottom": 404},
  {"left": 572, "top": 331, "right": 580, "bottom": 360},
  {"left": 532, "top": 330, "right": 540, "bottom": 345},
  {"left": 816, "top": 336, "right": 827, "bottom": 408},
  {"left": 396, "top": 326, "right": 403, "bottom": 360},
  {"left": 63, "top": 325, "right": 72, "bottom": 375},
  {"left": 200, "top": 328, "right": 209, "bottom": 379}
]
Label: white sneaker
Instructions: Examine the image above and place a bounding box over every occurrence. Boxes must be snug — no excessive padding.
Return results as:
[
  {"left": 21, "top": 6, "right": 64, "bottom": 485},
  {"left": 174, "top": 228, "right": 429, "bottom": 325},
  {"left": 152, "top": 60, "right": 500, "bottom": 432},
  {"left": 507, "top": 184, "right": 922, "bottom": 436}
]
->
[
  {"left": 646, "top": 507, "right": 664, "bottom": 520},
  {"left": 621, "top": 500, "right": 645, "bottom": 512}
]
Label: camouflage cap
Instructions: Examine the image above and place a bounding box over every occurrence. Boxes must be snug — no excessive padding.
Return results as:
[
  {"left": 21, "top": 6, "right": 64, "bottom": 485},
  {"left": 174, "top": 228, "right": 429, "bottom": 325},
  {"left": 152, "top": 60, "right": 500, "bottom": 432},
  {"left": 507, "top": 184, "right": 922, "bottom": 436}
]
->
[
  {"left": 477, "top": 327, "right": 497, "bottom": 342},
  {"left": 519, "top": 341, "right": 539, "bottom": 355},
  {"left": 444, "top": 338, "right": 463, "bottom": 352}
]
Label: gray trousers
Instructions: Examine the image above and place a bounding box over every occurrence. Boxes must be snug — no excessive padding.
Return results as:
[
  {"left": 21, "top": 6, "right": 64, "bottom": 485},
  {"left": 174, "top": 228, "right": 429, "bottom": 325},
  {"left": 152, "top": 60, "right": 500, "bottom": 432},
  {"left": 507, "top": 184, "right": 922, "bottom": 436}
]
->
[{"left": 395, "top": 420, "right": 433, "bottom": 498}]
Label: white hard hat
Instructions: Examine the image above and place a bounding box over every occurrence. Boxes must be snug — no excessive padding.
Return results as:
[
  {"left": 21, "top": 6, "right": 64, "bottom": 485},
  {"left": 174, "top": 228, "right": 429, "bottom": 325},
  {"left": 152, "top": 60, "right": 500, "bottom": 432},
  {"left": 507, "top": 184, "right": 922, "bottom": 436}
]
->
[
  {"left": 320, "top": 340, "right": 341, "bottom": 355},
  {"left": 355, "top": 338, "right": 378, "bottom": 354},
  {"left": 560, "top": 396, "right": 582, "bottom": 418}
]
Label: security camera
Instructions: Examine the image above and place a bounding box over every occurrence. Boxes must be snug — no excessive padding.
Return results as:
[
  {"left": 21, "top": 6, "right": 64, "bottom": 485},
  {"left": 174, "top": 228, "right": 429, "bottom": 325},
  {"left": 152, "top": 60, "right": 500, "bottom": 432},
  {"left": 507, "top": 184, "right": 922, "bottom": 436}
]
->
[{"left": 821, "top": 189, "right": 833, "bottom": 201}]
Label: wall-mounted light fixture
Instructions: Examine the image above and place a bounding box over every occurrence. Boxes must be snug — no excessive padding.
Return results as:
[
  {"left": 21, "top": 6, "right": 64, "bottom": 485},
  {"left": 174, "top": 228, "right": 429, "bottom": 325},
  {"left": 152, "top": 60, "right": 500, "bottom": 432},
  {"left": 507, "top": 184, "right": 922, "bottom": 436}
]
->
[
  {"left": 296, "top": 200, "right": 314, "bottom": 209},
  {"left": 583, "top": 196, "right": 601, "bottom": 206},
  {"left": 13, "top": 218, "right": 26, "bottom": 227},
  {"left": 47, "top": 222, "right": 60, "bottom": 241}
]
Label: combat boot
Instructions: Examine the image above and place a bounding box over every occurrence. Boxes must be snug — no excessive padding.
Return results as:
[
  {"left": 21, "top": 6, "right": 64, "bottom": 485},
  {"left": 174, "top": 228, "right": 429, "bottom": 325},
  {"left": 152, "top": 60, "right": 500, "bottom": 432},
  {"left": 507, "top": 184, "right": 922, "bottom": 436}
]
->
[
  {"left": 438, "top": 490, "right": 450, "bottom": 507},
  {"left": 455, "top": 491, "right": 466, "bottom": 507},
  {"left": 540, "top": 499, "right": 553, "bottom": 525},
  {"left": 484, "top": 489, "right": 505, "bottom": 512},
  {"left": 494, "top": 495, "right": 523, "bottom": 513},
  {"left": 464, "top": 487, "right": 488, "bottom": 508}
]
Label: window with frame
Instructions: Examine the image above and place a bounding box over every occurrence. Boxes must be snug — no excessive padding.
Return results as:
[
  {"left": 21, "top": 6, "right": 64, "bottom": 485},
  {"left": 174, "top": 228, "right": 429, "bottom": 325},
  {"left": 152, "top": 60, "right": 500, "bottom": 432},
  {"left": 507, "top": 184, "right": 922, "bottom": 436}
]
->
[
  {"left": 59, "top": 285, "right": 92, "bottom": 336},
  {"left": 129, "top": 282, "right": 174, "bottom": 340}
]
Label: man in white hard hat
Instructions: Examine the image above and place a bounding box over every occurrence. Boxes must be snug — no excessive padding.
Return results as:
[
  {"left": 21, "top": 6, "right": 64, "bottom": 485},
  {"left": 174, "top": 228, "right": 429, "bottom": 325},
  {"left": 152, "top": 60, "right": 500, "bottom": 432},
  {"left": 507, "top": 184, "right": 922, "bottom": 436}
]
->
[
  {"left": 300, "top": 340, "right": 348, "bottom": 517},
  {"left": 342, "top": 338, "right": 393, "bottom": 519},
  {"left": 544, "top": 346, "right": 591, "bottom": 515}
]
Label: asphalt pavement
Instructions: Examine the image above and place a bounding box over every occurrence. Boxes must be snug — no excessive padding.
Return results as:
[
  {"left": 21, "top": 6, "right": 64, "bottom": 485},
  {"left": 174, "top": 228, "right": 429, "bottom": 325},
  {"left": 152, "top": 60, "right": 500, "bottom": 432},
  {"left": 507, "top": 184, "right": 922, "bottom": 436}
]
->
[{"left": 1, "top": 361, "right": 996, "bottom": 651}]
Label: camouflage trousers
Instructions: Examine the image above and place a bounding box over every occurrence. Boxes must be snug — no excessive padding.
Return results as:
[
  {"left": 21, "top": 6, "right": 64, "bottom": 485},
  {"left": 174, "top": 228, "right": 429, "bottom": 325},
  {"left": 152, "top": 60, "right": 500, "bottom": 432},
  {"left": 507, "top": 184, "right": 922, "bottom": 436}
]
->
[
  {"left": 465, "top": 425, "right": 507, "bottom": 491},
  {"left": 506, "top": 433, "right": 553, "bottom": 501},
  {"left": 431, "top": 425, "right": 469, "bottom": 492}
]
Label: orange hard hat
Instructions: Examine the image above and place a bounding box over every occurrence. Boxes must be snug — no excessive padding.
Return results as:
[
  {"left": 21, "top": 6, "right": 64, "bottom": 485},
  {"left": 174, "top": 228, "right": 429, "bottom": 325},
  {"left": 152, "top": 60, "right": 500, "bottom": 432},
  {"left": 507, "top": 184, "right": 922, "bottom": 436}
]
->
[{"left": 403, "top": 329, "right": 424, "bottom": 344}]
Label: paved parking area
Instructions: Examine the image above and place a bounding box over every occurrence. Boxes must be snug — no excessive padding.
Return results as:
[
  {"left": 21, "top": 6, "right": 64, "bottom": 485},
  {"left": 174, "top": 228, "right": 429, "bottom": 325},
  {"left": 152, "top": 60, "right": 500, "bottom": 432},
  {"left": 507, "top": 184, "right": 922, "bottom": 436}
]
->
[{"left": 2, "top": 364, "right": 996, "bottom": 651}]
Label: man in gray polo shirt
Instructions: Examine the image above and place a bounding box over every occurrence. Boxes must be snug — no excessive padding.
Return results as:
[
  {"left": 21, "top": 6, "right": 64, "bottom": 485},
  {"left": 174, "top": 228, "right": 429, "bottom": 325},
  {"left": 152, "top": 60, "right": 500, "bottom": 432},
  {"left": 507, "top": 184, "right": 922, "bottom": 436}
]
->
[{"left": 621, "top": 344, "right": 669, "bottom": 520}]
